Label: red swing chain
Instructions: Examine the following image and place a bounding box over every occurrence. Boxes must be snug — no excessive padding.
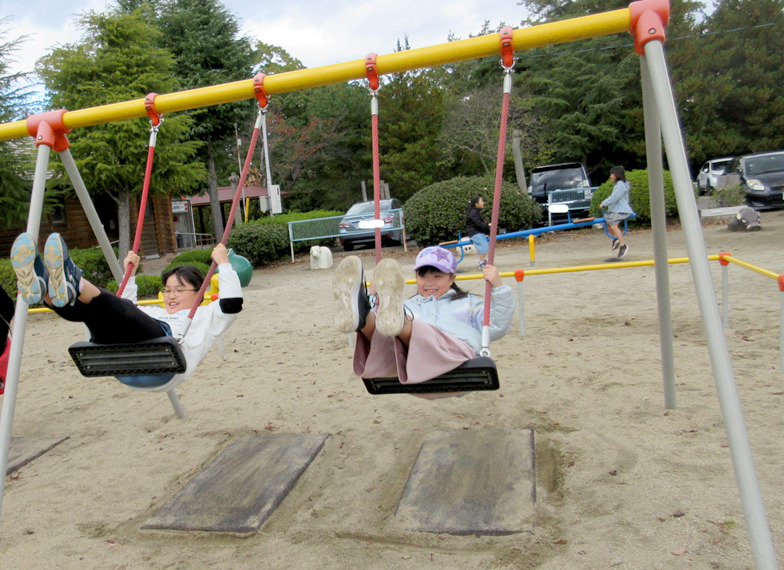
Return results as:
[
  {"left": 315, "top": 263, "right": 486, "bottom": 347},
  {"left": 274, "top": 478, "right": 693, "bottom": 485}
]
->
[
  {"left": 481, "top": 27, "right": 515, "bottom": 350},
  {"left": 184, "top": 73, "right": 269, "bottom": 322},
  {"left": 116, "top": 93, "right": 163, "bottom": 297}
]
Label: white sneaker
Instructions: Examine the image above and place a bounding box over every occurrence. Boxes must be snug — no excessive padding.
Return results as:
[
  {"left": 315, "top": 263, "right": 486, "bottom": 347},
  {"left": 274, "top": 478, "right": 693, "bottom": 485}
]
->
[
  {"left": 333, "top": 256, "right": 370, "bottom": 333},
  {"left": 373, "top": 258, "right": 405, "bottom": 337}
]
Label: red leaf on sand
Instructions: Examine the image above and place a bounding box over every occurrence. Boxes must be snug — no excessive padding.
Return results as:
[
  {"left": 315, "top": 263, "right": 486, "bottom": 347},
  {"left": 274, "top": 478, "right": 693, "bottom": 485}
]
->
[
  {"left": 672, "top": 549, "right": 687, "bottom": 556},
  {"left": 554, "top": 539, "right": 568, "bottom": 545}
]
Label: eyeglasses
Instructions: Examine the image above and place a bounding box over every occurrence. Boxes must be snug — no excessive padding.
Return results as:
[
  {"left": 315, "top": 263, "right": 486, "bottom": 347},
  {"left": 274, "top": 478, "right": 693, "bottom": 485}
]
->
[{"left": 161, "top": 288, "right": 197, "bottom": 296}]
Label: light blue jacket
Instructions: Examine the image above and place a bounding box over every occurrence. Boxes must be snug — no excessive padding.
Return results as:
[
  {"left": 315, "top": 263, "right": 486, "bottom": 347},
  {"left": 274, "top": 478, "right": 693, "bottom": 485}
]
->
[
  {"left": 404, "top": 284, "right": 515, "bottom": 354},
  {"left": 601, "top": 180, "right": 634, "bottom": 214}
]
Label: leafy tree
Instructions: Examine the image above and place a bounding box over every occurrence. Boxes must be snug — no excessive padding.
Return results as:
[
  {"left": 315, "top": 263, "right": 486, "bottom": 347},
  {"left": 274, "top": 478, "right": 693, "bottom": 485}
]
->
[
  {"left": 0, "top": 19, "right": 37, "bottom": 227},
  {"left": 36, "top": 8, "right": 205, "bottom": 256},
  {"left": 671, "top": 0, "right": 784, "bottom": 166},
  {"left": 156, "top": 0, "right": 255, "bottom": 238}
]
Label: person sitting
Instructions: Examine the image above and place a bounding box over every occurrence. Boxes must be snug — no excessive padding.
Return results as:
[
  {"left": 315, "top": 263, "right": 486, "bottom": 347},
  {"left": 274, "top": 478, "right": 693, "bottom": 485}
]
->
[
  {"left": 10, "top": 232, "right": 243, "bottom": 390},
  {"left": 464, "top": 196, "right": 492, "bottom": 270},
  {"left": 333, "top": 246, "right": 514, "bottom": 389}
]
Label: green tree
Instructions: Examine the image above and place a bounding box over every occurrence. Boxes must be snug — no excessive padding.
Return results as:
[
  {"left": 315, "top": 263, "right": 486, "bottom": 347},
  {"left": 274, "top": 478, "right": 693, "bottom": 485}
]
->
[
  {"left": 36, "top": 8, "right": 205, "bottom": 256},
  {"left": 671, "top": 0, "right": 784, "bottom": 166},
  {"left": 0, "top": 19, "right": 36, "bottom": 227},
  {"left": 157, "top": 0, "right": 255, "bottom": 238}
]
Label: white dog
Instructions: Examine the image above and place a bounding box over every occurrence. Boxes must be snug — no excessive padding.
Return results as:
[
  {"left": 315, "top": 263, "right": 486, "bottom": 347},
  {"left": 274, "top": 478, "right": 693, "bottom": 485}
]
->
[{"left": 310, "top": 245, "right": 333, "bottom": 269}]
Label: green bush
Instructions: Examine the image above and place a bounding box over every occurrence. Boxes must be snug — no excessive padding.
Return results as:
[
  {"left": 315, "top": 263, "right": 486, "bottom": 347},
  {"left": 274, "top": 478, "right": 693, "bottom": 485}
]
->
[
  {"left": 70, "top": 247, "right": 118, "bottom": 289},
  {"left": 590, "top": 169, "right": 678, "bottom": 224},
  {"left": 170, "top": 249, "right": 213, "bottom": 266},
  {"left": 0, "top": 259, "right": 16, "bottom": 301},
  {"left": 403, "top": 176, "right": 542, "bottom": 246},
  {"left": 226, "top": 222, "right": 290, "bottom": 266},
  {"left": 713, "top": 184, "right": 746, "bottom": 207},
  {"left": 106, "top": 274, "right": 163, "bottom": 298}
]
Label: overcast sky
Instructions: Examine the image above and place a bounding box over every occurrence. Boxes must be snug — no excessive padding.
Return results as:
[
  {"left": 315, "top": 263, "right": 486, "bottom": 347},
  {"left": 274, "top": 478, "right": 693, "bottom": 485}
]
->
[{"left": 2, "top": 0, "right": 527, "bottom": 81}]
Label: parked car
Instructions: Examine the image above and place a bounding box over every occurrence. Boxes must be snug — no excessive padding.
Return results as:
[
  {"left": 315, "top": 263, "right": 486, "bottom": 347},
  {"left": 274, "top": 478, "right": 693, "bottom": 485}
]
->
[
  {"left": 528, "top": 162, "right": 593, "bottom": 223},
  {"left": 696, "top": 156, "right": 734, "bottom": 194},
  {"left": 720, "top": 151, "right": 784, "bottom": 210},
  {"left": 338, "top": 199, "right": 404, "bottom": 251}
]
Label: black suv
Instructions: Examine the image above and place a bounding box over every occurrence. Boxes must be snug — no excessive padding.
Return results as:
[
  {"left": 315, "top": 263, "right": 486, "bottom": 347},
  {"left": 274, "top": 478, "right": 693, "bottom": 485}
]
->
[
  {"left": 528, "top": 162, "right": 593, "bottom": 222},
  {"left": 722, "top": 151, "right": 784, "bottom": 210}
]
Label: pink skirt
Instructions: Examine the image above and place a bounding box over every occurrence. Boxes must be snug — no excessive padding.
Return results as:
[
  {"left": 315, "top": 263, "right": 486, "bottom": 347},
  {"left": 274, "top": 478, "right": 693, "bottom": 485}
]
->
[{"left": 353, "top": 319, "right": 475, "bottom": 384}]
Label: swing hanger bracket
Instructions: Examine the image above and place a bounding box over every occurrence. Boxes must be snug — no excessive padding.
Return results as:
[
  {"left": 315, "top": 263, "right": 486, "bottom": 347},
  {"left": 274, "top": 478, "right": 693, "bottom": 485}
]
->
[
  {"left": 144, "top": 93, "right": 163, "bottom": 128},
  {"left": 364, "top": 53, "right": 380, "bottom": 93},
  {"left": 253, "top": 73, "right": 269, "bottom": 109},
  {"left": 499, "top": 27, "right": 515, "bottom": 71},
  {"left": 26, "top": 109, "right": 71, "bottom": 151},
  {"left": 629, "top": 0, "right": 669, "bottom": 55}
]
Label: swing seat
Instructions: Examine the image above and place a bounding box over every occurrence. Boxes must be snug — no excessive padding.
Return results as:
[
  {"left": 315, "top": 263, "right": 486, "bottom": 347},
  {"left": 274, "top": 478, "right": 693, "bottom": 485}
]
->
[
  {"left": 362, "top": 356, "right": 499, "bottom": 395},
  {"left": 68, "top": 337, "right": 187, "bottom": 388}
]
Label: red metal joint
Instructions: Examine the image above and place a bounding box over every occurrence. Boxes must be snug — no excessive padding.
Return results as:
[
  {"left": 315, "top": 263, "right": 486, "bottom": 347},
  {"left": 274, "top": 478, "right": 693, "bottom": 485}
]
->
[
  {"left": 365, "top": 53, "right": 379, "bottom": 92},
  {"left": 144, "top": 93, "right": 162, "bottom": 126},
  {"left": 514, "top": 269, "right": 525, "bottom": 282},
  {"left": 500, "top": 27, "right": 515, "bottom": 69},
  {"left": 253, "top": 73, "right": 269, "bottom": 108},
  {"left": 778, "top": 275, "right": 784, "bottom": 292},
  {"left": 26, "top": 109, "right": 70, "bottom": 151},
  {"left": 718, "top": 251, "right": 731, "bottom": 266},
  {"left": 629, "top": 0, "right": 670, "bottom": 55}
]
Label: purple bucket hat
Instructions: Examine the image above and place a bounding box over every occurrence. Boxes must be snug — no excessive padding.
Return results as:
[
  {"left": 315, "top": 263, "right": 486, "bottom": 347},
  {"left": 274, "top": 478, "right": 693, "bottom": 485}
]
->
[{"left": 413, "top": 246, "right": 457, "bottom": 274}]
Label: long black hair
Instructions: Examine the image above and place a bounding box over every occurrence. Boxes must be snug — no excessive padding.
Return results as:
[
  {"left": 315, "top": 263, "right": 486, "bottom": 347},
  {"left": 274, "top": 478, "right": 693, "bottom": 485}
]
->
[
  {"left": 610, "top": 165, "right": 627, "bottom": 182},
  {"left": 415, "top": 265, "right": 468, "bottom": 300}
]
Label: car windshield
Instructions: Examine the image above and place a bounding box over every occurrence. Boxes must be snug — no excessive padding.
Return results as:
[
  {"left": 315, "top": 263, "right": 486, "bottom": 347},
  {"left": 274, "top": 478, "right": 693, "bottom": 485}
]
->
[
  {"left": 745, "top": 154, "right": 784, "bottom": 176},
  {"left": 711, "top": 160, "right": 731, "bottom": 172},
  {"left": 345, "top": 201, "right": 394, "bottom": 215},
  {"left": 530, "top": 168, "right": 585, "bottom": 191}
]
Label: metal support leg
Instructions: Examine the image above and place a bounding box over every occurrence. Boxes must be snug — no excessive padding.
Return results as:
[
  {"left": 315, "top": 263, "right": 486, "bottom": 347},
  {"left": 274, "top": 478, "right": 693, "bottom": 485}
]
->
[
  {"left": 0, "top": 143, "right": 52, "bottom": 521},
  {"left": 59, "top": 149, "right": 124, "bottom": 282},
  {"left": 640, "top": 57, "right": 677, "bottom": 410},
  {"left": 644, "top": 41, "right": 777, "bottom": 569},
  {"left": 167, "top": 390, "right": 186, "bottom": 419}
]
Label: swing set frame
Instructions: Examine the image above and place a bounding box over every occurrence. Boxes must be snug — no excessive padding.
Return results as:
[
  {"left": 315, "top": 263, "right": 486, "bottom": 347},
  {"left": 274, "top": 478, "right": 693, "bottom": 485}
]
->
[{"left": 0, "top": 2, "right": 777, "bottom": 565}]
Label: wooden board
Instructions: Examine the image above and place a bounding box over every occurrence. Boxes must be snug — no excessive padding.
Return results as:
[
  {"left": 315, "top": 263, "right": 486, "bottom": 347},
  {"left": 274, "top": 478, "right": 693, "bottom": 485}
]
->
[{"left": 142, "top": 433, "right": 329, "bottom": 534}]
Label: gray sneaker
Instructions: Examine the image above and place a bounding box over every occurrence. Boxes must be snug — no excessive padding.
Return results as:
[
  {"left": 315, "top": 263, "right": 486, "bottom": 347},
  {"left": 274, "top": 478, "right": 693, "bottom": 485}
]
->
[
  {"left": 373, "top": 258, "right": 405, "bottom": 337},
  {"left": 333, "top": 256, "right": 371, "bottom": 333},
  {"left": 11, "top": 232, "right": 49, "bottom": 305},
  {"left": 43, "top": 233, "right": 83, "bottom": 308}
]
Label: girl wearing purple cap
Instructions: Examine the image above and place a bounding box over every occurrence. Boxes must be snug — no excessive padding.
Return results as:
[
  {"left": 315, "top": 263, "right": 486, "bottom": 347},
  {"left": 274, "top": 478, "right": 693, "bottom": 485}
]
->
[{"left": 333, "top": 246, "right": 514, "bottom": 389}]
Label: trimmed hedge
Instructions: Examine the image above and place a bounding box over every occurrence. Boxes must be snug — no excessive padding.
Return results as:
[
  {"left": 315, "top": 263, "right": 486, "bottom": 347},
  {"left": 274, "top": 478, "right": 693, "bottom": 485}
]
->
[
  {"left": 170, "top": 249, "right": 213, "bottom": 266},
  {"left": 590, "top": 169, "right": 679, "bottom": 224},
  {"left": 403, "top": 176, "right": 542, "bottom": 246},
  {"left": 106, "top": 274, "right": 163, "bottom": 298},
  {"left": 226, "top": 222, "right": 291, "bottom": 266}
]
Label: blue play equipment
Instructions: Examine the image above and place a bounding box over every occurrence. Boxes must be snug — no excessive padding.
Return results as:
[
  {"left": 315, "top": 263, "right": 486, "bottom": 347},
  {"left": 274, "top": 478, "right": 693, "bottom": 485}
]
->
[{"left": 441, "top": 212, "right": 635, "bottom": 263}]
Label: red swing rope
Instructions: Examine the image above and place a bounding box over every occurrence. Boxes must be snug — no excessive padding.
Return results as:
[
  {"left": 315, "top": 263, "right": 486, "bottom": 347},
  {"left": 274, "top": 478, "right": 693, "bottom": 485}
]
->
[
  {"left": 482, "top": 27, "right": 516, "bottom": 343},
  {"left": 184, "top": 73, "right": 268, "bottom": 322},
  {"left": 365, "top": 53, "right": 383, "bottom": 265},
  {"left": 116, "top": 93, "right": 163, "bottom": 297}
]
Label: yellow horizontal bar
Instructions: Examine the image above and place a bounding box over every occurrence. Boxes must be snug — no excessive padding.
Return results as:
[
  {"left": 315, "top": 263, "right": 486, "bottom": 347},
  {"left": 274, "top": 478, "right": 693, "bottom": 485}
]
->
[
  {"left": 720, "top": 255, "right": 780, "bottom": 280},
  {"left": 0, "top": 8, "right": 631, "bottom": 142}
]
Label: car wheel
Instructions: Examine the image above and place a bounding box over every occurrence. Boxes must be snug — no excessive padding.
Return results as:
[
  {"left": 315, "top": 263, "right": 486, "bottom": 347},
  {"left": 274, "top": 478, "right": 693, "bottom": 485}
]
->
[{"left": 343, "top": 241, "right": 355, "bottom": 252}]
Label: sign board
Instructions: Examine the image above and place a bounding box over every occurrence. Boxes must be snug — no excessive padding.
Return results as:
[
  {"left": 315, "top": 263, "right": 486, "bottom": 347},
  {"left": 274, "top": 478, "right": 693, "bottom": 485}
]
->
[{"left": 172, "top": 200, "right": 189, "bottom": 214}]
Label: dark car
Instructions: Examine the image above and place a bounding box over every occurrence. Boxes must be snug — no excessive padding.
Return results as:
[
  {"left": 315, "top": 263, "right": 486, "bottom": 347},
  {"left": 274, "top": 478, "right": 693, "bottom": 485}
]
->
[
  {"left": 528, "top": 162, "right": 593, "bottom": 223},
  {"left": 722, "top": 151, "right": 784, "bottom": 210},
  {"left": 338, "top": 199, "right": 404, "bottom": 251}
]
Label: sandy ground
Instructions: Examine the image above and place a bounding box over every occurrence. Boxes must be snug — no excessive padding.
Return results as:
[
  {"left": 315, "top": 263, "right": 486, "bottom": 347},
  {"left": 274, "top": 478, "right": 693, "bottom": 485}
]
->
[{"left": 2, "top": 209, "right": 784, "bottom": 569}]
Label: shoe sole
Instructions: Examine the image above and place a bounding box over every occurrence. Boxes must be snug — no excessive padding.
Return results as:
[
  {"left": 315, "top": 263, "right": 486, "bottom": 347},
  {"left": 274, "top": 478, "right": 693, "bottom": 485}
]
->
[
  {"left": 11, "top": 233, "right": 43, "bottom": 305},
  {"left": 374, "top": 258, "right": 405, "bottom": 337},
  {"left": 44, "top": 234, "right": 72, "bottom": 308},
  {"left": 333, "top": 256, "right": 363, "bottom": 333}
]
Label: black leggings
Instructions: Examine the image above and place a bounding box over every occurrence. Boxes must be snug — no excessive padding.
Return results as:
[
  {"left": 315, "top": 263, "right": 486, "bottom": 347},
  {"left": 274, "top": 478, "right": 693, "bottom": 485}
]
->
[
  {"left": 0, "top": 288, "right": 14, "bottom": 351},
  {"left": 52, "top": 288, "right": 167, "bottom": 344}
]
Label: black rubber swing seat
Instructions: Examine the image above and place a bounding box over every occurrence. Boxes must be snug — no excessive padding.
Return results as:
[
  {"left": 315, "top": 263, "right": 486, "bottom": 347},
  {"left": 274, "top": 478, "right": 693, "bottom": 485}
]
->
[
  {"left": 68, "top": 337, "right": 187, "bottom": 377},
  {"left": 362, "top": 356, "right": 499, "bottom": 395}
]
